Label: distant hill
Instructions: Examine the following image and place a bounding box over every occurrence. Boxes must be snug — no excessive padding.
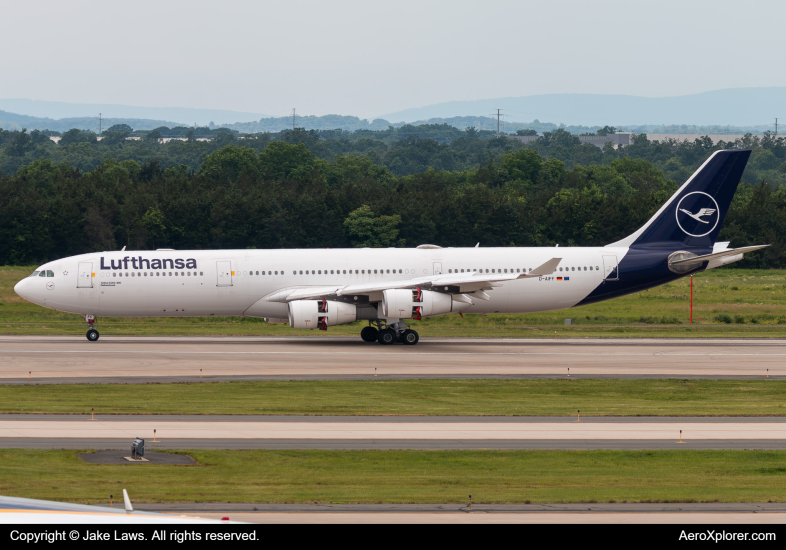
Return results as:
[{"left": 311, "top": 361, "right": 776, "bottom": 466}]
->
[
  {"left": 223, "top": 114, "right": 397, "bottom": 133},
  {"left": 0, "top": 110, "right": 182, "bottom": 132},
  {"left": 377, "top": 88, "right": 786, "bottom": 127},
  {"left": 0, "top": 99, "right": 268, "bottom": 127}
]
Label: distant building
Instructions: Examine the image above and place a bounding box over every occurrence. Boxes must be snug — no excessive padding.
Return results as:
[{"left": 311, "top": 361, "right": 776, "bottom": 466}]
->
[
  {"left": 509, "top": 132, "right": 632, "bottom": 149},
  {"left": 643, "top": 134, "right": 762, "bottom": 145}
]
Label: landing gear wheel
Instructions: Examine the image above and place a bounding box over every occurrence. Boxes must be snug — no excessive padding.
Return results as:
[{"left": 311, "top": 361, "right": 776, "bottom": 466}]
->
[
  {"left": 401, "top": 329, "right": 419, "bottom": 345},
  {"left": 86, "top": 328, "right": 99, "bottom": 342},
  {"left": 361, "top": 326, "right": 378, "bottom": 343},
  {"left": 378, "top": 328, "right": 397, "bottom": 345}
]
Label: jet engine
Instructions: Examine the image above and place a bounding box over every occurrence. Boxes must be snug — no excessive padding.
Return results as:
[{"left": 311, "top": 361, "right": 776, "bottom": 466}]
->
[
  {"left": 288, "top": 299, "right": 357, "bottom": 330},
  {"left": 381, "top": 288, "right": 470, "bottom": 320}
]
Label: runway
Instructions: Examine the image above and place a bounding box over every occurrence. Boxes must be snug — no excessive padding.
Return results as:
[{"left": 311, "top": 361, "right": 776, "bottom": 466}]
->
[
  {"left": 2, "top": 416, "right": 785, "bottom": 449},
  {"left": 106, "top": 503, "right": 786, "bottom": 524},
  {"left": 0, "top": 336, "right": 785, "bottom": 382}
]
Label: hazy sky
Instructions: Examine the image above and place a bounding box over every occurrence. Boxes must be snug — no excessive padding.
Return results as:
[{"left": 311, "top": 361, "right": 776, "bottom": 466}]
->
[{"left": 2, "top": 0, "right": 784, "bottom": 119}]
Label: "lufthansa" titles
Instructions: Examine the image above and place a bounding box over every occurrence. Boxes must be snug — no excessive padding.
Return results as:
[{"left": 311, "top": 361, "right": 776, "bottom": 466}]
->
[{"left": 100, "top": 256, "right": 198, "bottom": 270}]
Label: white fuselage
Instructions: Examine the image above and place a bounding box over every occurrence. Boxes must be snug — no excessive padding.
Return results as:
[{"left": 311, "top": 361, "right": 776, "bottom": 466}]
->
[{"left": 14, "top": 247, "right": 628, "bottom": 320}]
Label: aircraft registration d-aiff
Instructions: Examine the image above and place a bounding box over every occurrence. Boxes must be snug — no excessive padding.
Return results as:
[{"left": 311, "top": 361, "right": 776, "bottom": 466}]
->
[{"left": 14, "top": 149, "right": 767, "bottom": 345}]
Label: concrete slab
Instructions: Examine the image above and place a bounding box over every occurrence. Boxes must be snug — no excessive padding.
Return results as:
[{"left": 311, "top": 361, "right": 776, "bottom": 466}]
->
[{"left": 77, "top": 450, "right": 195, "bottom": 465}]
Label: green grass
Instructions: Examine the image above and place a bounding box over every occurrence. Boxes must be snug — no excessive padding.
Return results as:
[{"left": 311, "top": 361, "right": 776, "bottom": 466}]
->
[
  {"left": 3, "top": 449, "right": 786, "bottom": 503},
  {"left": 4, "top": 379, "right": 786, "bottom": 416},
  {"left": 3, "top": 266, "right": 786, "bottom": 337}
]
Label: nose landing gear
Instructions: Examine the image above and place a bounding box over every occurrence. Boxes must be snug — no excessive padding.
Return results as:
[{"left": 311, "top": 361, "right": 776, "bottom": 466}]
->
[{"left": 84, "top": 314, "right": 99, "bottom": 341}]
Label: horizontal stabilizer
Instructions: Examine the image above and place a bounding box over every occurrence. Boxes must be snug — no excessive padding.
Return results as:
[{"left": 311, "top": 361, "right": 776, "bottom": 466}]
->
[{"left": 669, "top": 245, "right": 769, "bottom": 266}]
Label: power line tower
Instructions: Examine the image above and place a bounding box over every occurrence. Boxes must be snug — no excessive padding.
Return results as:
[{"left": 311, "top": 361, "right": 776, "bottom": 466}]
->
[
  {"left": 494, "top": 109, "right": 502, "bottom": 135},
  {"left": 292, "top": 108, "right": 296, "bottom": 131}
]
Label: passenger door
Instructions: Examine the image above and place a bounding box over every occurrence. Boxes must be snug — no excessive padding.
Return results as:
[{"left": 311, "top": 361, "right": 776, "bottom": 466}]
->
[
  {"left": 216, "top": 261, "right": 233, "bottom": 287},
  {"left": 77, "top": 262, "right": 93, "bottom": 288},
  {"left": 602, "top": 255, "right": 619, "bottom": 281}
]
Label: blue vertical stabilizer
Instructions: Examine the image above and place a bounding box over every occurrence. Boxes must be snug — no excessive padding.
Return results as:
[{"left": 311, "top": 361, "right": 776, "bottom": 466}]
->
[{"left": 608, "top": 149, "right": 751, "bottom": 250}]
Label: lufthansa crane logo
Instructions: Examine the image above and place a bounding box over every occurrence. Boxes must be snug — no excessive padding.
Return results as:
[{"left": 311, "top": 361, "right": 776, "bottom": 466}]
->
[{"left": 675, "top": 192, "right": 720, "bottom": 237}]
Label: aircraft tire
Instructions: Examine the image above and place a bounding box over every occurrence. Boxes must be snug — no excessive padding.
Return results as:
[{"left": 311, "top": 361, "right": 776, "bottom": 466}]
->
[
  {"left": 86, "top": 329, "right": 99, "bottom": 342},
  {"left": 360, "top": 326, "right": 378, "bottom": 342},
  {"left": 378, "top": 328, "right": 397, "bottom": 345},
  {"left": 401, "top": 329, "right": 419, "bottom": 345}
]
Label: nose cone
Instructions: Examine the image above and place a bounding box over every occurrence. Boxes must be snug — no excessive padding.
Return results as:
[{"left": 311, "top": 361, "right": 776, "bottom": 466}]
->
[{"left": 14, "top": 278, "right": 31, "bottom": 301}]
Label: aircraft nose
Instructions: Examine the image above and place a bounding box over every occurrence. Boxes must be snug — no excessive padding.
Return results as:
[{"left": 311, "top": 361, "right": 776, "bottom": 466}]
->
[{"left": 14, "top": 278, "right": 30, "bottom": 301}]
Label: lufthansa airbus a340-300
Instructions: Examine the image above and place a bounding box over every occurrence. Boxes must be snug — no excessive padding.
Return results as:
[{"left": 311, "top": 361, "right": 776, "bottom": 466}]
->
[{"left": 14, "top": 149, "right": 768, "bottom": 345}]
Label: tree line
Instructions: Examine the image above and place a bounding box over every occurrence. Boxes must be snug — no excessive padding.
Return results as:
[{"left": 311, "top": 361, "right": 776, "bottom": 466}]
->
[
  {"left": 3, "top": 123, "right": 786, "bottom": 185},
  {"left": 0, "top": 140, "right": 783, "bottom": 268}
]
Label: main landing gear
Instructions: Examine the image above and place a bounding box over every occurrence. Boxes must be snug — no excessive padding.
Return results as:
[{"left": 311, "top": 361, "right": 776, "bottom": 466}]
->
[
  {"left": 360, "top": 326, "right": 378, "bottom": 342},
  {"left": 360, "top": 321, "right": 419, "bottom": 345},
  {"left": 84, "top": 314, "right": 99, "bottom": 341}
]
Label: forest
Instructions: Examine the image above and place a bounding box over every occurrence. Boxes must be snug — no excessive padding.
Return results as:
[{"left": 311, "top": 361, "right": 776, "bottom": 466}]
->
[{"left": 0, "top": 124, "right": 785, "bottom": 267}]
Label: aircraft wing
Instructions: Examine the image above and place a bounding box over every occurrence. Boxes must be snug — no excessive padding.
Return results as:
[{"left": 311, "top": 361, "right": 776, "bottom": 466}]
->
[
  {"left": 281, "top": 258, "right": 562, "bottom": 301},
  {"left": 0, "top": 493, "right": 239, "bottom": 524}
]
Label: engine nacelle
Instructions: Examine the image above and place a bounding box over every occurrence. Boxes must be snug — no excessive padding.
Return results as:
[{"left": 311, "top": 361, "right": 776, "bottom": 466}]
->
[
  {"left": 420, "top": 290, "right": 470, "bottom": 317},
  {"left": 288, "top": 300, "right": 357, "bottom": 330},
  {"left": 381, "top": 288, "right": 470, "bottom": 319},
  {"left": 382, "top": 289, "right": 419, "bottom": 318}
]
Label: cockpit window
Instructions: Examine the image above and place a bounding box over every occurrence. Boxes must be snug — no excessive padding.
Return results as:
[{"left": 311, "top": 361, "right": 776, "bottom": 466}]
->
[
  {"left": 39, "top": 271, "right": 46, "bottom": 277},
  {"left": 46, "top": 270, "right": 54, "bottom": 277},
  {"left": 30, "top": 271, "right": 40, "bottom": 277}
]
